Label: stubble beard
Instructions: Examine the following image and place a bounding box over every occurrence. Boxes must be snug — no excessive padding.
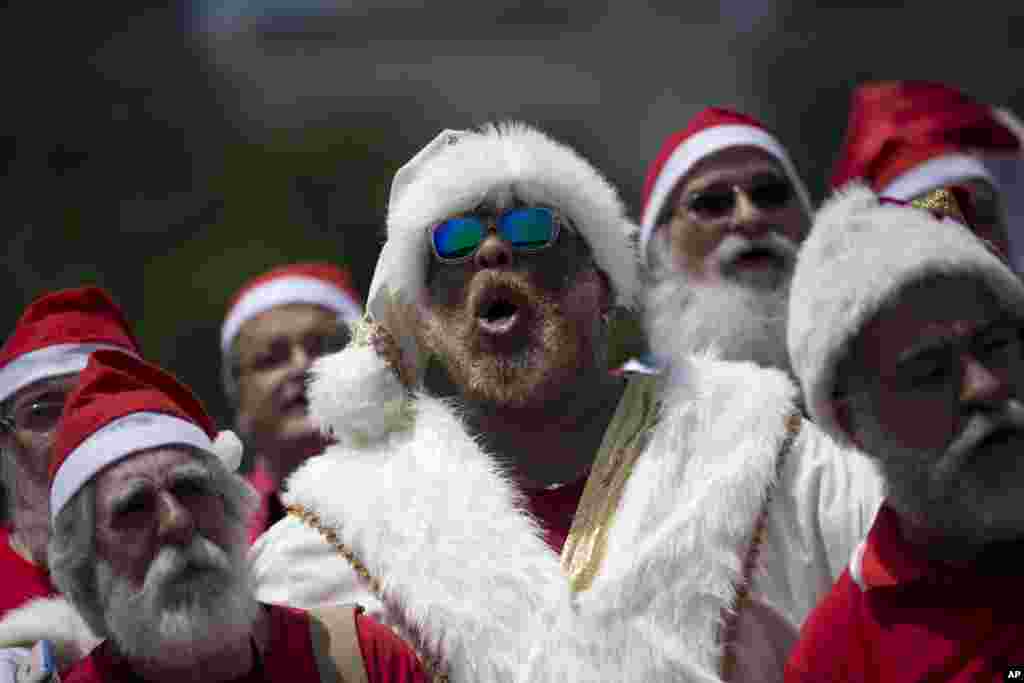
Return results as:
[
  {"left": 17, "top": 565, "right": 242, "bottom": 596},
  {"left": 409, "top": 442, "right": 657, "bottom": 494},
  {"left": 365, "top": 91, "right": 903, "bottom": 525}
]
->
[
  {"left": 96, "top": 533, "right": 260, "bottom": 666},
  {"left": 419, "top": 272, "right": 585, "bottom": 410}
]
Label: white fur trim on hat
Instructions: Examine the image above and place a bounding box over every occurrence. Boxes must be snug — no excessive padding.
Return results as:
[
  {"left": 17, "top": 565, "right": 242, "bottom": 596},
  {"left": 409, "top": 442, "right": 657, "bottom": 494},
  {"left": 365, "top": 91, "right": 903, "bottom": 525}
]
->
[
  {"left": 787, "top": 183, "right": 1024, "bottom": 444},
  {"left": 0, "top": 343, "right": 137, "bottom": 405},
  {"left": 374, "top": 122, "right": 640, "bottom": 321},
  {"left": 881, "top": 153, "right": 993, "bottom": 201},
  {"left": 639, "top": 124, "right": 813, "bottom": 267},
  {"left": 211, "top": 430, "right": 244, "bottom": 472},
  {"left": 220, "top": 276, "right": 362, "bottom": 353},
  {"left": 50, "top": 412, "right": 212, "bottom": 518}
]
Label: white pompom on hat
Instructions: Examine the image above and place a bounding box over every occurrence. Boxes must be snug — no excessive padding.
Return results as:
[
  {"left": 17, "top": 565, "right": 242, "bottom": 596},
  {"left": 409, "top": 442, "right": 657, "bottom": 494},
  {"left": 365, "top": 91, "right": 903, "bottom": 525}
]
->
[{"left": 787, "top": 183, "right": 1024, "bottom": 444}]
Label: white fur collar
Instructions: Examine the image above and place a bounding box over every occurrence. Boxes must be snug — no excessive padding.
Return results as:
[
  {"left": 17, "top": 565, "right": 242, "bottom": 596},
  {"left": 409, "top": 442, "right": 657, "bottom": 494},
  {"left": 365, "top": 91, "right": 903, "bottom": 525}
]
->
[
  {"left": 288, "top": 353, "right": 800, "bottom": 682},
  {"left": 284, "top": 394, "right": 568, "bottom": 683}
]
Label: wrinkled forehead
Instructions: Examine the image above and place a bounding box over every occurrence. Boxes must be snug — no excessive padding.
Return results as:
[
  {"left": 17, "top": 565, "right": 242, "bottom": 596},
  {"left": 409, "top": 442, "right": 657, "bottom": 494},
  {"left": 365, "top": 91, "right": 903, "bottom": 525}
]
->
[{"left": 96, "top": 445, "right": 207, "bottom": 492}]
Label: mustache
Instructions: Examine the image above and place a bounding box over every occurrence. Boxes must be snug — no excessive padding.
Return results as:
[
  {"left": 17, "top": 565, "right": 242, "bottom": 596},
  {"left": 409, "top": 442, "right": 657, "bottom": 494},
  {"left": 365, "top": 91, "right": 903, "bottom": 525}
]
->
[
  {"left": 943, "top": 400, "right": 1024, "bottom": 469},
  {"left": 141, "top": 536, "right": 234, "bottom": 598},
  {"left": 709, "top": 233, "right": 798, "bottom": 271}
]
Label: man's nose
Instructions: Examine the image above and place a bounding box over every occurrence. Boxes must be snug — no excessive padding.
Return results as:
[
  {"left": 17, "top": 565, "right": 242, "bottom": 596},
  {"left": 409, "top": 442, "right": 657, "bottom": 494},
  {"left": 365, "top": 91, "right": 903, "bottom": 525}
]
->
[
  {"left": 475, "top": 233, "right": 514, "bottom": 269},
  {"left": 729, "top": 191, "right": 771, "bottom": 240},
  {"left": 156, "top": 492, "right": 195, "bottom": 546},
  {"left": 959, "top": 353, "right": 1010, "bottom": 407}
]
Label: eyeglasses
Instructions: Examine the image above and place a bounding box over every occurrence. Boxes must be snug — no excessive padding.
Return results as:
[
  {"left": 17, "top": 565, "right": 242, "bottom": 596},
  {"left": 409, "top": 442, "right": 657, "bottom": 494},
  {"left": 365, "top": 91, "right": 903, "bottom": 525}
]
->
[
  {"left": 681, "top": 178, "right": 794, "bottom": 221},
  {"left": 0, "top": 397, "right": 66, "bottom": 435},
  {"left": 429, "top": 206, "right": 564, "bottom": 263}
]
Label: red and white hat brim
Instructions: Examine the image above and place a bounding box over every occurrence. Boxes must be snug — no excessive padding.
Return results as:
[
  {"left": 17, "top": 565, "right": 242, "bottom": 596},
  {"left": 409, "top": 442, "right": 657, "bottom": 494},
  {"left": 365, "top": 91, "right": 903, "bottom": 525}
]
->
[
  {"left": 50, "top": 412, "right": 211, "bottom": 518},
  {"left": 220, "top": 276, "right": 363, "bottom": 353},
  {"left": 0, "top": 343, "right": 137, "bottom": 405},
  {"left": 881, "top": 153, "right": 994, "bottom": 201}
]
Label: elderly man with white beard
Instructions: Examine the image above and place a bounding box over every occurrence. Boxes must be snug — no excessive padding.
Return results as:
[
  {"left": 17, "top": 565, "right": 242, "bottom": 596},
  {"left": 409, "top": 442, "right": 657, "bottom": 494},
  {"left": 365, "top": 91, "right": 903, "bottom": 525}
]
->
[
  {"left": 247, "top": 123, "right": 883, "bottom": 682},
  {"left": 638, "top": 107, "right": 813, "bottom": 376},
  {"left": 0, "top": 350, "right": 426, "bottom": 683},
  {"left": 785, "top": 186, "right": 1024, "bottom": 682}
]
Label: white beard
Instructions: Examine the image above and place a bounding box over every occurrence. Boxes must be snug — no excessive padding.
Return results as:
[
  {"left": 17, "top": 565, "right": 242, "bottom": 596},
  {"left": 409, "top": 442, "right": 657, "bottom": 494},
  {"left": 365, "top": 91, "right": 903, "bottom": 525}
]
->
[
  {"left": 645, "top": 269, "right": 792, "bottom": 374},
  {"left": 95, "top": 533, "right": 260, "bottom": 665}
]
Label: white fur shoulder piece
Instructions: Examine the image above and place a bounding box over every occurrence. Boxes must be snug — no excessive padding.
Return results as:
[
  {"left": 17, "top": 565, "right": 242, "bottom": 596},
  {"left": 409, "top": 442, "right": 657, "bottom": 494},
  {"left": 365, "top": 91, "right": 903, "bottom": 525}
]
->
[
  {"left": 0, "top": 597, "right": 101, "bottom": 670},
  {"left": 284, "top": 392, "right": 568, "bottom": 683}
]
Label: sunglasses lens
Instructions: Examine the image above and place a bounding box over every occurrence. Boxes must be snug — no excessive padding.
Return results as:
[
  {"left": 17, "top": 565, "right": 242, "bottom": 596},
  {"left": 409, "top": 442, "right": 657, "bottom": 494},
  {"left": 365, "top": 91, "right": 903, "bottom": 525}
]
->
[
  {"left": 688, "top": 191, "right": 735, "bottom": 217},
  {"left": 499, "top": 207, "right": 556, "bottom": 248},
  {"left": 750, "top": 180, "right": 793, "bottom": 209},
  {"left": 433, "top": 217, "right": 485, "bottom": 260}
]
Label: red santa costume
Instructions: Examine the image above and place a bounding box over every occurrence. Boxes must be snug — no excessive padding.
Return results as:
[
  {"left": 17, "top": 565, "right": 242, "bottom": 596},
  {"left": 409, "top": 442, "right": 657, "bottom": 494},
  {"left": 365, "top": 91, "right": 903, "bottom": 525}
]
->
[
  {"left": 784, "top": 184, "right": 1024, "bottom": 682},
  {"left": 220, "top": 262, "right": 363, "bottom": 544},
  {"left": 0, "top": 349, "right": 423, "bottom": 682},
  {"left": 0, "top": 287, "right": 141, "bottom": 617},
  {"left": 249, "top": 123, "right": 883, "bottom": 682}
]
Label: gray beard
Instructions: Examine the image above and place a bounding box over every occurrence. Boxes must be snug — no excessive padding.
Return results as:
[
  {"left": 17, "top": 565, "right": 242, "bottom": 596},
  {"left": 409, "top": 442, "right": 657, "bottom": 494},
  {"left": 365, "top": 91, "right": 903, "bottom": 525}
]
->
[
  {"left": 644, "top": 272, "right": 792, "bottom": 374},
  {"left": 851, "top": 395, "right": 1024, "bottom": 545},
  {"left": 95, "top": 534, "right": 260, "bottom": 665}
]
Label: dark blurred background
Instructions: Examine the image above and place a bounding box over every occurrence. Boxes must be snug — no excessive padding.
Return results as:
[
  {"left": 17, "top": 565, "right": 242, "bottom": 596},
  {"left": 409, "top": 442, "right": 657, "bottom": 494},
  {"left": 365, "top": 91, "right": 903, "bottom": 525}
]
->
[{"left": 3, "top": 0, "right": 1023, "bottom": 428}]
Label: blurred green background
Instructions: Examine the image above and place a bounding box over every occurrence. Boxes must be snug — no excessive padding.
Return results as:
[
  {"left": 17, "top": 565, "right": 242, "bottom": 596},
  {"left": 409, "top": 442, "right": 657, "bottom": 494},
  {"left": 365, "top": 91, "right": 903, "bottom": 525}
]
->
[{"left": 3, "top": 0, "right": 1023, "bottom": 428}]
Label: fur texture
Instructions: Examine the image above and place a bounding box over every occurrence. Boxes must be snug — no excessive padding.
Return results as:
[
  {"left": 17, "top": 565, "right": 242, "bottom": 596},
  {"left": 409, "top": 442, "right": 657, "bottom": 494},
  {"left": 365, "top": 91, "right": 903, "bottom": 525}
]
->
[
  {"left": 284, "top": 394, "right": 569, "bottom": 683},
  {"left": 287, "top": 348, "right": 804, "bottom": 682},
  {"left": 0, "top": 597, "right": 101, "bottom": 668},
  {"left": 787, "top": 182, "right": 1024, "bottom": 442},
  {"left": 380, "top": 122, "right": 640, "bottom": 311}
]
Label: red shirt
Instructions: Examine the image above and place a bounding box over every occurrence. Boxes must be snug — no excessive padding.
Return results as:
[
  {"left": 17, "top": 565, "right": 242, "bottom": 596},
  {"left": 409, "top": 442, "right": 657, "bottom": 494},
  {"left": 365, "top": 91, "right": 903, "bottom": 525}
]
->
[
  {"left": 786, "top": 504, "right": 1024, "bottom": 682},
  {"left": 62, "top": 603, "right": 426, "bottom": 683},
  {"left": 246, "top": 463, "right": 286, "bottom": 545},
  {"left": 0, "top": 525, "right": 57, "bottom": 617},
  {"left": 522, "top": 476, "right": 587, "bottom": 554}
]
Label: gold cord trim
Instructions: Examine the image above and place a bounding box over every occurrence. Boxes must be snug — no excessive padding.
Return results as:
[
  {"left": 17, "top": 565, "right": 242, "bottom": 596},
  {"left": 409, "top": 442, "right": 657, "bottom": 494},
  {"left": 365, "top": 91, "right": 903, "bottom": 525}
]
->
[
  {"left": 719, "top": 410, "right": 803, "bottom": 682},
  {"left": 287, "top": 504, "right": 449, "bottom": 683}
]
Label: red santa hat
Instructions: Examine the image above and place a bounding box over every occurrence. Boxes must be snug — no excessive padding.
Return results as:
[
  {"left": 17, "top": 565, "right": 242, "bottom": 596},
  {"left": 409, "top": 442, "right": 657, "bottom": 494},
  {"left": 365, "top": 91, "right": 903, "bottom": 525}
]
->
[
  {"left": 830, "top": 81, "right": 1024, "bottom": 199},
  {"left": 220, "top": 263, "right": 363, "bottom": 354},
  {"left": 638, "top": 107, "right": 813, "bottom": 267},
  {"left": 787, "top": 184, "right": 1024, "bottom": 444},
  {"left": 48, "top": 349, "right": 243, "bottom": 517},
  {"left": 0, "top": 287, "right": 140, "bottom": 405}
]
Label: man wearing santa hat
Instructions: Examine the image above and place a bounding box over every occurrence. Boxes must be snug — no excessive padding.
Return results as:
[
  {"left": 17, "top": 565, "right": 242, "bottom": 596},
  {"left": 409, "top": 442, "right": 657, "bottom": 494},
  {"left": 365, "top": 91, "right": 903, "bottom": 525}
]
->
[
  {"left": 248, "top": 122, "right": 882, "bottom": 682},
  {"left": 0, "top": 350, "right": 425, "bottom": 683},
  {"left": 220, "top": 263, "right": 362, "bottom": 543},
  {"left": 831, "top": 80, "right": 1024, "bottom": 262},
  {"left": 785, "top": 186, "right": 1024, "bottom": 681},
  {"left": 0, "top": 287, "right": 141, "bottom": 617},
  {"left": 638, "top": 107, "right": 814, "bottom": 377}
]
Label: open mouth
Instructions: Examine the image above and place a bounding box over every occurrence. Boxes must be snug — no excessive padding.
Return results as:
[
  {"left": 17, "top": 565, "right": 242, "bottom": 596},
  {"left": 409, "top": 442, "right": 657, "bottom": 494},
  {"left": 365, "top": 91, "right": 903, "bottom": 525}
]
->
[
  {"left": 733, "top": 247, "right": 783, "bottom": 269},
  {"left": 475, "top": 286, "right": 529, "bottom": 337}
]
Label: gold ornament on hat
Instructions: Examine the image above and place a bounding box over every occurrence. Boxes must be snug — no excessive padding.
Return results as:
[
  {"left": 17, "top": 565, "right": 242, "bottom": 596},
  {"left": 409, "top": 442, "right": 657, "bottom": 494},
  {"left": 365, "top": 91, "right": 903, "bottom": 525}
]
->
[{"left": 910, "top": 187, "right": 967, "bottom": 224}]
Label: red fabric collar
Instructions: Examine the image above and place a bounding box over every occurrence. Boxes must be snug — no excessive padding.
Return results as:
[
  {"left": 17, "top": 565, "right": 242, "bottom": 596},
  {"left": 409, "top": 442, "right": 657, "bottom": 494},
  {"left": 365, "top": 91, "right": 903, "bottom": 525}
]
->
[{"left": 859, "top": 504, "right": 929, "bottom": 589}]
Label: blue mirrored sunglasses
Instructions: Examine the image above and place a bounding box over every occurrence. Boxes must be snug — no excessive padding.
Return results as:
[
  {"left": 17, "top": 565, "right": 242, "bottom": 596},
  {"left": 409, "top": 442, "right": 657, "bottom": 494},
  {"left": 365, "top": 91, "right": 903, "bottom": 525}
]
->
[{"left": 430, "top": 207, "right": 562, "bottom": 263}]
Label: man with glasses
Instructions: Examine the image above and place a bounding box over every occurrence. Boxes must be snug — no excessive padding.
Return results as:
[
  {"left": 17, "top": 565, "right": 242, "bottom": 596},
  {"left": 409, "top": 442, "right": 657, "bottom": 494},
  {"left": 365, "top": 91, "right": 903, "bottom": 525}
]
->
[
  {"left": 786, "top": 186, "right": 1024, "bottom": 681},
  {"left": 220, "top": 263, "right": 362, "bottom": 544},
  {"left": 831, "top": 80, "right": 1023, "bottom": 264},
  {"left": 249, "top": 123, "right": 882, "bottom": 681},
  {"left": 638, "top": 107, "right": 815, "bottom": 377},
  {"left": 0, "top": 287, "right": 140, "bottom": 617}
]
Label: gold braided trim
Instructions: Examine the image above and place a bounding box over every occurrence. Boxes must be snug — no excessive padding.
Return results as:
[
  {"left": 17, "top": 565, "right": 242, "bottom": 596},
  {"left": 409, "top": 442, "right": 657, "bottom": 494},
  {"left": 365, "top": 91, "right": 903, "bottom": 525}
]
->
[
  {"left": 287, "top": 504, "right": 449, "bottom": 683},
  {"left": 719, "top": 410, "right": 803, "bottom": 682},
  {"left": 350, "top": 317, "right": 416, "bottom": 390},
  {"left": 910, "top": 187, "right": 967, "bottom": 224}
]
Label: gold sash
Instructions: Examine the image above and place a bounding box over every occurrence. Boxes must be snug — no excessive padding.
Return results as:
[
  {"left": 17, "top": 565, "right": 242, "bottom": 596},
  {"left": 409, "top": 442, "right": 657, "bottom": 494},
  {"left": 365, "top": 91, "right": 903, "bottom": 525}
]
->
[{"left": 559, "top": 374, "right": 664, "bottom": 593}]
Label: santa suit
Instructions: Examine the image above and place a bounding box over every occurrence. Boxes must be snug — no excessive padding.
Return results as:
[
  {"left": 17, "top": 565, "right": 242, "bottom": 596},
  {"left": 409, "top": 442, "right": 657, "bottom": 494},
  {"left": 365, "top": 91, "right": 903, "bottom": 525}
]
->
[
  {"left": 62, "top": 604, "right": 426, "bottom": 683},
  {"left": 250, "top": 353, "right": 884, "bottom": 682},
  {"left": 0, "top": 527, "right": 56, "bottom": 617},
  {"left": 786, "top": 505, "right": 1024, "bottom": 682}
]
